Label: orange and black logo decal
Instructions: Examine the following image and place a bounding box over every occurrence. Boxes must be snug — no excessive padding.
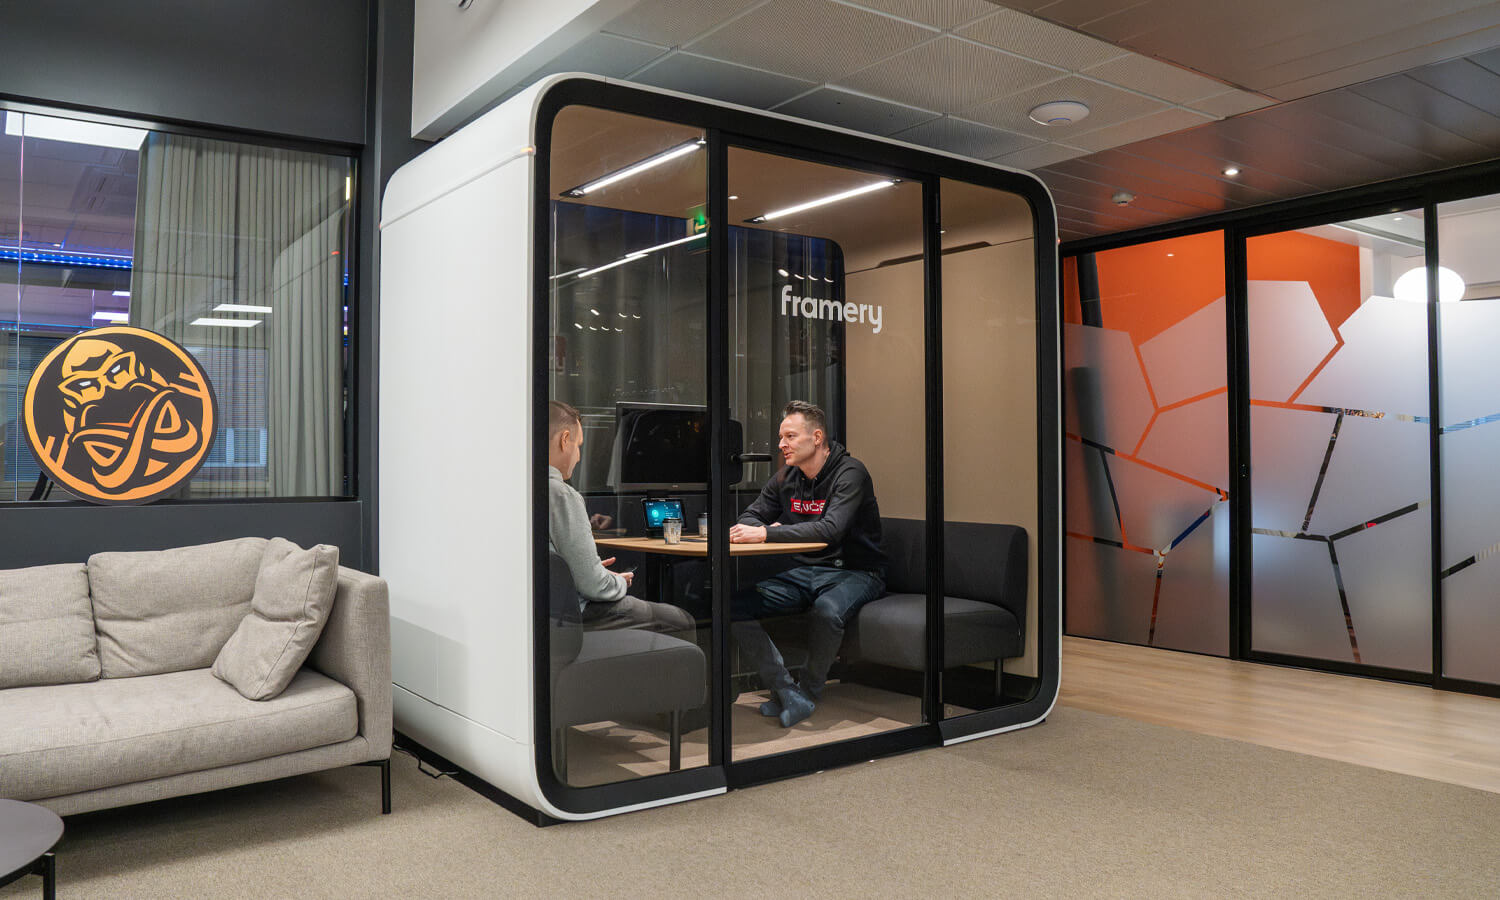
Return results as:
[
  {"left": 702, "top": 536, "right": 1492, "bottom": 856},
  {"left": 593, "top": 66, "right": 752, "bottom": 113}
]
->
[{"left": 23, "top": 326, "right": 217, "bottom": 505}]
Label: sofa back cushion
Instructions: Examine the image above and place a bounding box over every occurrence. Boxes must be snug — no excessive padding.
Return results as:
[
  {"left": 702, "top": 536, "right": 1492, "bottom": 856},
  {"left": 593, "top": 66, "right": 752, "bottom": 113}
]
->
[
  {"left": 213, "top": 538, "right": 340, "bottom": 700},
  {"left": 0, "top": 563, "right": 100, "bottom": 689},
  {"left": 89, "top": 538, "right": 268, "bottom": 678}
]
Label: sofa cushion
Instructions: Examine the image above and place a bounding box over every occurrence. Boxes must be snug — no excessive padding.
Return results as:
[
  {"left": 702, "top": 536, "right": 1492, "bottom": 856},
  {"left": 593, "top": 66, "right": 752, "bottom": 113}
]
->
[
  {"left": 89, "top": 537, "right": 268, "bottom": 678},
  {"left": 0, "top": 563, "right": 100, "bottom": 689},
  {"left": 0, "top": 667, "right": 356, "bottom": 802},
  {"left": 214, "top": 538, "right": 340, "bottom": 700}
]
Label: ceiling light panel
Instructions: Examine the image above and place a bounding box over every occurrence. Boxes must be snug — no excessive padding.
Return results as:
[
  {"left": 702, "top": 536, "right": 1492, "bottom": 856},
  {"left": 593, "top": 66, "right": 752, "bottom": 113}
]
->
[
  {"left": 773, "top": 86, "right": 940, "bottom": 136},
  {"left": 891, "top": 116, "right": 1041, "bottom": 160},
  {"left": 966, "top": 75, "right": 1170, "bottom": 138},
  {"left": 956, "top": 7, "right": 1129, "bottom": 71},
  {"left": 847, "top": 0, "right": 997, "bottom": 30},
  {"left": 602, "top": 0, "right": 762, "bottom": 47},
  {"left": 1081, "top": 54, "right": 1234, "bottom": 105},
  {"left": 634, "top": 53, "right": 817, "bottom": 109},
  {"left": 839, "top": 36, "right": 1064, "bottom": 112},
  {"left": 685, "top": 0, "right": 934, "bottom": 84}
]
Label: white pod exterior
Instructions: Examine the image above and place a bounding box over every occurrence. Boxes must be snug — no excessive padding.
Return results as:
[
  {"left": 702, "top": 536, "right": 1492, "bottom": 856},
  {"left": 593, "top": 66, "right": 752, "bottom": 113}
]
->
[{"left": 380, "top": 75, "right": 1062, "bottom": 821}]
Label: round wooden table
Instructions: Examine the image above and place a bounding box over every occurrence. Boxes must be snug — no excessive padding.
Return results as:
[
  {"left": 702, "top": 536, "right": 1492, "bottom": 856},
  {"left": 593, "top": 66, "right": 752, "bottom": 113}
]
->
[{"left": 0, "top": 799, "right": 62, "bottom": 900}]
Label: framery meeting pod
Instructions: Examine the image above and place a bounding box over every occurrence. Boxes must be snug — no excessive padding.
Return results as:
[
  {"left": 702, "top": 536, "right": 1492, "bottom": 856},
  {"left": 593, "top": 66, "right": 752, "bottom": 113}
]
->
[{"left": 379, "top": 75, "right": 1060, "bottom": 821}]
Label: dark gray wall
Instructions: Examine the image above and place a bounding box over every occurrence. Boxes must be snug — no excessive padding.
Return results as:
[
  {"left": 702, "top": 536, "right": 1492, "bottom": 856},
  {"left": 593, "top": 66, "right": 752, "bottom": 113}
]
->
[
  {"left": 0, "top": 502, "right": 364, "bottom": 570},
  {"left": 0, "top": 1, "right": 407, "bottom": 572},
  {"left": 358, "top": 0, "right": 433, "bottom": 572},
  {"left": 0, "top": 0, "right": 368, "bottom": 144}
]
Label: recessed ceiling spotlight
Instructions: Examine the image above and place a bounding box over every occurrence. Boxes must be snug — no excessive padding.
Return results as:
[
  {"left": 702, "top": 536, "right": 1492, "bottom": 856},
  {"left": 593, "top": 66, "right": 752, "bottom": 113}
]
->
[
  {"left": 729, "top": 195, "right": 739, "bottom": 200},
  {"left": 1222, "top": 166, "right": 1240, "bottom": 177},
  {"left": 1028, "top": 101, "right": 1090, "bottom": 126},
  {"left": 1392, "top": 216, "right": 1404, "bottom": 222}
]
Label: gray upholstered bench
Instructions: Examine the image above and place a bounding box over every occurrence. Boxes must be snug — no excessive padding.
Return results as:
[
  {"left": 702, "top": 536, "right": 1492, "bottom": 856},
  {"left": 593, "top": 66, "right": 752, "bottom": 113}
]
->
[
  {"left": 546, "top": 555, "right": 705, "bottom": 778},
  {"left": 844, "top": 518, "right": 1027, "bottom": 693}
]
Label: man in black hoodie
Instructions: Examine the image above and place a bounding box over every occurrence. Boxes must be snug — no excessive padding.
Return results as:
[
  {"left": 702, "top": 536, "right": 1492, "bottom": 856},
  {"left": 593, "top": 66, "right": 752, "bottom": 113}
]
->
[{"left": 730, "top": 400, "right": 886, "bottom": 727}]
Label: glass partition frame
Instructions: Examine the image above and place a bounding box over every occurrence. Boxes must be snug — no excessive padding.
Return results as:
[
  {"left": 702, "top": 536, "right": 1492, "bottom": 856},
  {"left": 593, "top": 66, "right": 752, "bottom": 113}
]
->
[{"left": 529, "top": 79, "right": 1061, "bottom": 815}]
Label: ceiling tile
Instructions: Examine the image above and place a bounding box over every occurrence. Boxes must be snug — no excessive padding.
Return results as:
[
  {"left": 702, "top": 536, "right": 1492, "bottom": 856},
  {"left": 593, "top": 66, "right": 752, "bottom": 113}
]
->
[
  {"left": 990, "top": 142, "right": 1091, "bottom": 170},
  {"left": 1081, "top": 54, "right": 1231, "bottom": 104},
  {"left": 1065, "top": 107, "right": 1215, "bottom": 152},
  {"left": 965, "top": 75, "right": 1170, "bottom": 138},
  {"left": 527, "top": 33, "right": 669, "bottom": 83},
  {"left": 890, "top": 116, "right": 1042, "bottom": 160},
  {"left": 685, "top": 0, "right": 935, "bottom": 83},
  {"left": 1188, "top": 90, "right": 1275, "bottom": 118},
  {"left": 602, "top": 0, "right": 764, "bottom": 48},
  {"left": 845, "top": 0, "right": 996, "bottom": 29},
  {"left": 956, "top": 7, "right": 1128, "bottom": 70},
  {"left": 632, "top": 52, "right": 816, "bottom": 108},
  {"left": 838, "top": 35, "right": 1064, "bottom": 111},
  {"left": 773, "top": 86, "right": 940, "bottom": 135}
]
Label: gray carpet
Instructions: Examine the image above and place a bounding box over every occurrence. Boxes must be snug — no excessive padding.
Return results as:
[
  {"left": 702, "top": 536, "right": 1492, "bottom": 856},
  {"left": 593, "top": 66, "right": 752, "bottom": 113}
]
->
[{"left": 7, "top": 706, "right": 1500, "bottom": 898}]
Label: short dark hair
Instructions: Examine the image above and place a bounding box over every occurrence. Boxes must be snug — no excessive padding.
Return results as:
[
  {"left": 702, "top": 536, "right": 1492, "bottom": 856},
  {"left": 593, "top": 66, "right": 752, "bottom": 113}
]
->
[
  {"left": 549, "top": 400, "right": 581, "bottom": 437},
  {"left": 782, "top": 400, "right": 827, "bottom": 436}
]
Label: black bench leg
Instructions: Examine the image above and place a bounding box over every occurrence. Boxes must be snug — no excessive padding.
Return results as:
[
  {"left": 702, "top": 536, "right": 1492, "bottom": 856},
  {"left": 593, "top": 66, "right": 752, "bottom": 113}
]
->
[
  {"left": 994, "top": 660, "right": 1004, "bottom": 699},
  {"left": 669, "top": 710, "right": 682, "bottom": 772},
  {"left": 358, "top": 758, "right": 392, "bottom": 813}
]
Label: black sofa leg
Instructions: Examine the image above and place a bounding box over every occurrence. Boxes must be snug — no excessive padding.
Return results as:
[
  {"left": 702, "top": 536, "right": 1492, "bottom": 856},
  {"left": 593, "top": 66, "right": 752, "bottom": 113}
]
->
[
  {"left": 669, "top": 710, "right": 682, "bottom": 772},
  {"left": 359, "top": 758, "right": 392, "bottom": 813}
]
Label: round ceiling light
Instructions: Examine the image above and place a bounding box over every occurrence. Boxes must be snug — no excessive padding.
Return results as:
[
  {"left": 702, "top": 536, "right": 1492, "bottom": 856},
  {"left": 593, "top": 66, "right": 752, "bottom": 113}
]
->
[
  {"left": 1028, "top": 101, "right": 1090, "bottom": 126},
  {"left": 1394, "top": 266, "right": 1466, "bottom": 303}
]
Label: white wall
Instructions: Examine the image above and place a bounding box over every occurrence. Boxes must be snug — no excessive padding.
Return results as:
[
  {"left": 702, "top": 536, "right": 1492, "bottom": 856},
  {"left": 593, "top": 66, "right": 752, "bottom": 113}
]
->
[{"left": 411, "top": 0, "right": 638, "bottom": 139}]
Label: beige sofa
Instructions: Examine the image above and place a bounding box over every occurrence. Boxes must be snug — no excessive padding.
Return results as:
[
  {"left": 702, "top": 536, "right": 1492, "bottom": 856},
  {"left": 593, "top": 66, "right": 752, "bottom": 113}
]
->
[{"left": 0, "top": 538, "right": 392, "bottom": 817}]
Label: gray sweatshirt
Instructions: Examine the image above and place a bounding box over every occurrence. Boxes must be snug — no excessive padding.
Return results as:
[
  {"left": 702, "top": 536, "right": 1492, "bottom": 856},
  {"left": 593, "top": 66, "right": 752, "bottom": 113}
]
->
[{"left": 548, "top": 466, "right": 626, "bottom": 605}]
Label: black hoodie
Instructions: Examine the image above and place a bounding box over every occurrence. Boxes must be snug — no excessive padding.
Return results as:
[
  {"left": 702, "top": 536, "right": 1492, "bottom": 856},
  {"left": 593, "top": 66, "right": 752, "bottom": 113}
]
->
[{"left": 737, "top": 440, "right": 886, "bottom": 575}]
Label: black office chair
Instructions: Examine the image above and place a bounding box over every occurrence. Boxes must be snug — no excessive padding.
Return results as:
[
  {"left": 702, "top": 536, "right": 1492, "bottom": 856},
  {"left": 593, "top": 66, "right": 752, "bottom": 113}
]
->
[{"left": 546, "top": 554, "right": 706, "bottom": 781}]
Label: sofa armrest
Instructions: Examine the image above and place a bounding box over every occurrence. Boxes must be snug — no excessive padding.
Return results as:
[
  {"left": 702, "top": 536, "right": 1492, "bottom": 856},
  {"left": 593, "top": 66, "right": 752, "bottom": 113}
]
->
[{"left": 307, "top": 566, "right": 392, "bottom": 759}]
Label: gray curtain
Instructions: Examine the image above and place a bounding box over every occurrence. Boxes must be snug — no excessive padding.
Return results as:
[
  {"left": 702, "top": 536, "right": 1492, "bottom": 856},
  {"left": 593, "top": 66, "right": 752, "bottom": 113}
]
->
[{"left": 131, "top": 133, "right": 347, "bottom": 498}]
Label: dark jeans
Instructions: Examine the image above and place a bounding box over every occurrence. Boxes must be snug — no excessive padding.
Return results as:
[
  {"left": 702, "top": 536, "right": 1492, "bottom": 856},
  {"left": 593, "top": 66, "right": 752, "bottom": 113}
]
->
[{"left": 731, "top": 565, "right": 885, "bottom": 695}]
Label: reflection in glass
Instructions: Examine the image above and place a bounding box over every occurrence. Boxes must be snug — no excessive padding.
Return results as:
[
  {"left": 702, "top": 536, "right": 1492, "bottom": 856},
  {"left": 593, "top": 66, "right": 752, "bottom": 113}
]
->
[
  {"left": 727, "top": 147, "right": 923, "bottom": 759},
  {"left": 545, "top": 106, "right": 711, "bottom": 786},
  {"left": 1062, "top": 231, "right": 1228, "bottom": 656},
  {"left": 940, "top": 179, "right": 1036, "bottom": 709},
  {"left": 0, "top": 109, "right": 352, "bottom": 502},
  {"left": 1247, "top": 212, "right": 1431, "bottom": 672}
]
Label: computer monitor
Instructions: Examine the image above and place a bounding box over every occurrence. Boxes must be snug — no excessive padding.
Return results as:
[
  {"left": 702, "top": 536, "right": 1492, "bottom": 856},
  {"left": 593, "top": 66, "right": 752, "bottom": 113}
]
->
[{"left": 613, "top": 402, "right": 709, "bottom": 492}]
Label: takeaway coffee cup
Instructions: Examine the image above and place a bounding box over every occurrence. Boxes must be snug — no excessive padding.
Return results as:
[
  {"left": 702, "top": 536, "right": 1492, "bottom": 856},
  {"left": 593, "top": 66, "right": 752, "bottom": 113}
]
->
[
  {"left": 698, "top": 512, "right": 709, "bottom": 537},
  {"left": 662, "top": 517, "right": 683, "bottom": 544}
]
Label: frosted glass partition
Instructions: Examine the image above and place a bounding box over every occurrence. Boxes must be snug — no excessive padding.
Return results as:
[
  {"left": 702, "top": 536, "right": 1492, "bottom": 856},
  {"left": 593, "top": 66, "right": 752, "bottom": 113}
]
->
[
  {"left": 1438, "top": 194, "right": 1500, "bottom": 685},
  {"left": 1063, "top": 232, "right": 1229, "bottom": 656},
  {"left": 1246, "top": 214, "right": 1431, "bottom": 673}
]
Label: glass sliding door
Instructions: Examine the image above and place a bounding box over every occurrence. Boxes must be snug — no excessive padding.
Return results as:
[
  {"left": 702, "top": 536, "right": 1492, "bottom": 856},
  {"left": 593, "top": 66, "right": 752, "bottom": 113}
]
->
[
  {"left": 1246, "top": 211, "right": 1432, "bottom": 674},
  {"left": 543, "top": 105, "right": 714, "bottom": 787},
  {"left": 1062, "top": 231, "right": 1230, "bottom": 656},
  {"left": 1437, "top": 193, "right": 1500, "bottom": 686},
  {"left": 724, "top": 145, "right": 926, "bottom": 761}
]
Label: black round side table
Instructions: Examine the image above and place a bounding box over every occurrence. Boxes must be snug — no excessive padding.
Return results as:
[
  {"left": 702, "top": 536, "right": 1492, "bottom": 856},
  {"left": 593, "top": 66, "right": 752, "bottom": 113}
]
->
[{"left": 0, "top": 799, "right": 62, "bottom": 900}]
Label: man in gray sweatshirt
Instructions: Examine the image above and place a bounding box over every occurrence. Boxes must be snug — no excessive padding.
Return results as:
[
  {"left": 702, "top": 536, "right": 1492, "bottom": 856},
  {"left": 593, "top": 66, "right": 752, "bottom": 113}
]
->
[{"left": 548, "top": 400, "right": 695, "bottom": 632}]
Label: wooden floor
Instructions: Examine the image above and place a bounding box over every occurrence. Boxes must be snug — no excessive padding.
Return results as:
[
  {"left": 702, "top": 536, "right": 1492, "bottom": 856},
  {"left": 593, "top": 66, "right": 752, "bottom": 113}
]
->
[{"left": 1060, "top": 635, "right": 1500, "bottom": 794}]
